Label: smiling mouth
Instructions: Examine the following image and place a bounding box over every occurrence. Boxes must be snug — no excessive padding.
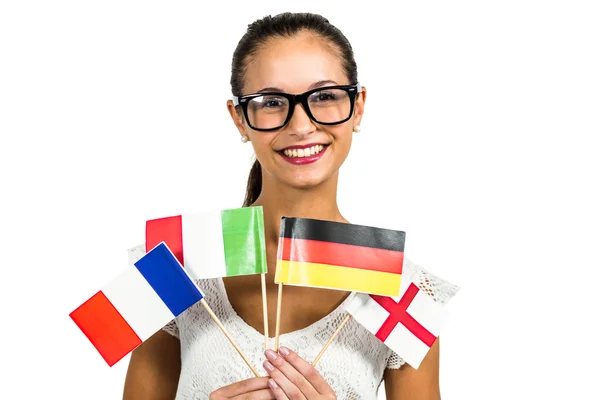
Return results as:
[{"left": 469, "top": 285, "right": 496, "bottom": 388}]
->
[{"left": 280, "top": 144, "right": 328, "bottom": 159}]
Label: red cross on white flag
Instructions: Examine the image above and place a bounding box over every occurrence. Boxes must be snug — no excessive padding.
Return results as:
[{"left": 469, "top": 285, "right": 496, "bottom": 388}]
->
[{"left": 346, "top": 275, "right": 446, "bottom": 369}]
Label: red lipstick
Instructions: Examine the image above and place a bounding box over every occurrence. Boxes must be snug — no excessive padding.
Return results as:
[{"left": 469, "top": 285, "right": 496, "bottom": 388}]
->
[{"left": 279, "top": 143, "right": 328, "bottom": 165}]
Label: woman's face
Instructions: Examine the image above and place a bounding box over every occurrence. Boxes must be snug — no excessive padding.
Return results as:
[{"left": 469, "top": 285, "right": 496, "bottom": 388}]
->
[{"left": 228, "top": 32, "right": 366, "bottom": 190}]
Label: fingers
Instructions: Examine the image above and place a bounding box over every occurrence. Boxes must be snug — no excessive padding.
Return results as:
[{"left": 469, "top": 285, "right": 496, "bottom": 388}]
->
[
  {"left": 266, "top": 378, "right": 290, "bottom": 400},
  {"left": 232, "top": 388, "right": 277, "bottom": 399},
  {"left": 277, "top": 347, "right": 334, "bottom": 396},
  {"left": 211, "top": 377, "right": 272, "bottom": 398},
  {"left": 263, "top": 349, "right": 317, "bottom": 399}
]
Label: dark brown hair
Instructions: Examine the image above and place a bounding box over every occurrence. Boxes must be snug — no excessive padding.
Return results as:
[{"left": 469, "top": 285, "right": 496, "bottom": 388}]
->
[{"left": 230, "top": 12, "right": 358, "bottom": 207}]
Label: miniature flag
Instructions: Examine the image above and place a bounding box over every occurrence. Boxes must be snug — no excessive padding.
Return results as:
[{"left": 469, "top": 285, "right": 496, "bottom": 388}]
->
[
  {"left": 275, "top": 217, "right": 405, "bottom": 296},
  {"left": 346, "top": 275, "right": 445, "bottom": 369},
  {"left": 69, "top": 242, "right": 204, "bottom": 367},
  {"left": 145, "top": 206, "right": 267, "bottom": 280}
]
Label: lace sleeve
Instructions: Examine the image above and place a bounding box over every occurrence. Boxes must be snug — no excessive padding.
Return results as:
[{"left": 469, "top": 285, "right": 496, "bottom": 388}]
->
[
  {"left": 162, "top": 319, "right": 180, "bottom": 339},
  {"left": 410, "top": 261, "right": 461, "bottom": 306},
  {"left": 386, "top": 259, "right": 460, "bottom": 369}
]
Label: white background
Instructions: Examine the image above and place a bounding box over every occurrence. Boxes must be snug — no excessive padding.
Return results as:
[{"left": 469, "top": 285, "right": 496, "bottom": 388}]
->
[{"left": 1, "top": 1, "right": 599, "bottom": 399}]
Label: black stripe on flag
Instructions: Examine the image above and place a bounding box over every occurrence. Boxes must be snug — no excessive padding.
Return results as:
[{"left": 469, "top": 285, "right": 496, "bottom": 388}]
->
[{"left": 279, "top": 217, "right": 405, "bottom": 252}]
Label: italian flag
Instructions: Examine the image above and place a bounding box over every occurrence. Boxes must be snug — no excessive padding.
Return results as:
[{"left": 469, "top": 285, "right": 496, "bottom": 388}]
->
[{"left": 144, "top": 206, "right": 267, "bottom": 280}]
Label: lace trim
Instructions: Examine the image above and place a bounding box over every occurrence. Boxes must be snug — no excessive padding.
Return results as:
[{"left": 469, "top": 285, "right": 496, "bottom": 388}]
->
[{"left": 162, "top": 318, "right": 179, "bottom": 339}]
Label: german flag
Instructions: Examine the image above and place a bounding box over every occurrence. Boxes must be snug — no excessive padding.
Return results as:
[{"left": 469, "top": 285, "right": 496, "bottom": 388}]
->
[{"left": 275, "top": 218, "right": 405, "bottom": 296}]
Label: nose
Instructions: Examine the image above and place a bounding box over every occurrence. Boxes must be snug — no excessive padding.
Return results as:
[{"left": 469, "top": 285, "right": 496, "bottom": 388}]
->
[{"left": 286, "top": 102, "right": 315, "bottom": 138}]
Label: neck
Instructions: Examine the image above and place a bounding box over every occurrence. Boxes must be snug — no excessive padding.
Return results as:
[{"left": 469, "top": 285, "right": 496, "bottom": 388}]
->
[{"left": 252, "top": 173, "right": 347, "bottom": 244}]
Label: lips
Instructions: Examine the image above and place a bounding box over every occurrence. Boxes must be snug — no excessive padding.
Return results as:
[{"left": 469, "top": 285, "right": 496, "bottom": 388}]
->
[{"left": 278, "top": 143, "right": 329, "bottom": 165}]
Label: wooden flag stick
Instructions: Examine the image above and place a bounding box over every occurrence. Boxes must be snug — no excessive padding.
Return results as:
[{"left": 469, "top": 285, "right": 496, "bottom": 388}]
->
[
  {"left": 274, "top": 282, "right": 283, "bottom": 351},
  {"left": 261, "top": 273, "right": 269, "bottom": 351},
  {"left": 312, "top": 313, "right": 351, "bottom": 367},
  {"left": 200, "top": 299, "right": 260, "bottom": 377}
]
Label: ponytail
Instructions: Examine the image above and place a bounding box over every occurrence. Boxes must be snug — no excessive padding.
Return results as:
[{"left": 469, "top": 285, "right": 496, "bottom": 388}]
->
[{"left": 242, "top": 158, "right": 262, "bottom": 207}]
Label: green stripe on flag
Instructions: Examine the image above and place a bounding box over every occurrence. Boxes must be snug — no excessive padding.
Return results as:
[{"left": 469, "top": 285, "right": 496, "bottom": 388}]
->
[{"left": 221, "top": 206, "right": 267, "bottom": 276}]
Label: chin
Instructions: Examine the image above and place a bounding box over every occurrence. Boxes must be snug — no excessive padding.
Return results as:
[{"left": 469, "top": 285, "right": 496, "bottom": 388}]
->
[
  {"left": 282, "top": 171, "right": 334, "bottom": 190},
  {"left": 288, "top": 180, "right": 324, "bottom": 190}
]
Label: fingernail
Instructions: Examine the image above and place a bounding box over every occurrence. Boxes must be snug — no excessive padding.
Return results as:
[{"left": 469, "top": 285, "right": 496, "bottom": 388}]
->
[
  {"left": 265, "top": 349, "right": 278, "bottom": 360},
  {"left": 263, "top": 360, "right": 275, "bottom": 372},
  {"left": 268, "top": 378, "right": 278, "bottom": 389},
  {"left": 279, "top": 346, "right": 290, "bottom": 357}
]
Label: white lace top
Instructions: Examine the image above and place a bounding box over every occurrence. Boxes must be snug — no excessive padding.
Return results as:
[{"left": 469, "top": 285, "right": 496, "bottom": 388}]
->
[{"left": 161, "top": 257, "right": 459, "bottom": 399}]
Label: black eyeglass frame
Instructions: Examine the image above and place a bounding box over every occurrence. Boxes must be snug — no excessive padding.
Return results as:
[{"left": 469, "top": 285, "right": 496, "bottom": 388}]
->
[{"left": 232, "top": 83, "right": 362, "bottom": 132}]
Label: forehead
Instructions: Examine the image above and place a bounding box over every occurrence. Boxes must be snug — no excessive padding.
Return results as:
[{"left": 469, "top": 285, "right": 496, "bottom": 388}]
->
[{"left": 243, "top": 33, "right": 348, "bottom": 94}]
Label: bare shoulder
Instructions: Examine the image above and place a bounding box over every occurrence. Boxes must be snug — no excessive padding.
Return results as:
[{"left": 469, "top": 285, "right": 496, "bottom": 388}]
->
[
  {"left": 383, "top": 339, "right": 442, "bottom": 400},
  {"left": 123, "top": 329, "right": 181, "bottom": 400}
]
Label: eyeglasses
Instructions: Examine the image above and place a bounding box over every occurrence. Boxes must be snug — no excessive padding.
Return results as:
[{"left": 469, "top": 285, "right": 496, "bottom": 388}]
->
[{"left": 232, "top": 83, "right": 361, "bottom": 132}]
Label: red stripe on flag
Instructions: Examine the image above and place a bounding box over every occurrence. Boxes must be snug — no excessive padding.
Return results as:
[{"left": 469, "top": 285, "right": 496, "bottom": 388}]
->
[
  {"left": 276, "top": 235, "right": 285, "bottom": 261},
  {"left": 371, "top": 283, "right": 436, "bottom": 347},
  {"left": 277, "top": 237, "right": 403, "bottom": 274},
  {"left": 69, "top": 291, "right": 142, "bottom": 366},
  {"left": 146, "top": 215, "right": 184, "bottom": 265}
]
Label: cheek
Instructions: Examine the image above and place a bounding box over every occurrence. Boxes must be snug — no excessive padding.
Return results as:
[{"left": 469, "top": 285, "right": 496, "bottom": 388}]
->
[
  {"left": 248, "top": 133, "right": 275, "bottom": 152},
  {"left": 331, "top": 128, "right": 353, "bottom": 149},
  {"left": 331, "top": 130, "right": 354, "bottom": 166}
]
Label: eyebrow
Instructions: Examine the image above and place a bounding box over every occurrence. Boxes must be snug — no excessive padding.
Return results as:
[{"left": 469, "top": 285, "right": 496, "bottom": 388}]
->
[{"left": 256, "top": 80, "right": 339, "bottom": 94}]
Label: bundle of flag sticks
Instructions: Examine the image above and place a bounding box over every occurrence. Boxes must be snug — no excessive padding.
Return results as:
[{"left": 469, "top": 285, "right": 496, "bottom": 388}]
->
[{"left": 69, "top": 206, "right": 454, "bottom": 375}]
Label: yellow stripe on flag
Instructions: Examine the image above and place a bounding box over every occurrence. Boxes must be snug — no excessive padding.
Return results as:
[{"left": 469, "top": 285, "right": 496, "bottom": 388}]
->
[{"left": 275, "top": 260, "right": 402, "bottom": 296}]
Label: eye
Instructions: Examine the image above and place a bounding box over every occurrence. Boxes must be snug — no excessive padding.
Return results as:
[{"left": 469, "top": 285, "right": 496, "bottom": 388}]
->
[
  {"left": 310, "top": 91, "right": 337, "bottom": 102},
  {"left": 258, "top": 96, "right": 286, "bottom": 108}
]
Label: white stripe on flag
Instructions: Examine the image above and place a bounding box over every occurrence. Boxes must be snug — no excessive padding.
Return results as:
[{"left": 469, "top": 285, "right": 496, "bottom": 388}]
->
[
  {"left": 102, "top": 267, "right": 174, "bottom": 341},
  {"left": 181, "top": 211, "right": 227, "bottom": 279}
]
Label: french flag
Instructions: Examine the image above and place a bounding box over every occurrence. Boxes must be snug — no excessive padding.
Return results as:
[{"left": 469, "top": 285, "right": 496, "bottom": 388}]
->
[{"left": 69, "top": 242, "right": 204, "bottom": 366}]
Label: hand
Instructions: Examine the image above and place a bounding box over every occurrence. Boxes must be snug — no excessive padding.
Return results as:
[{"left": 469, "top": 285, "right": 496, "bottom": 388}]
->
[
  {"left": 262, "top": 347, "right": 336, "bottom": 400},
  {"left": 209, "top": 377, "right": 276, "bottom": 399}
]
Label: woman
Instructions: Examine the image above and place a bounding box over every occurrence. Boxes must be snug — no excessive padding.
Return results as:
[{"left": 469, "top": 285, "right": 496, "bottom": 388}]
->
[{"left": 123, "top": 12, "right": 458, "bottom": 400}]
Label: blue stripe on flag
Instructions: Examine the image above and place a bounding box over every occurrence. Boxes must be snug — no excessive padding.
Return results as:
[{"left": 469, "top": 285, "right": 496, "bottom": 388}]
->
[{"left": 134, "top": 242, "right": 204, "bottom": 316}]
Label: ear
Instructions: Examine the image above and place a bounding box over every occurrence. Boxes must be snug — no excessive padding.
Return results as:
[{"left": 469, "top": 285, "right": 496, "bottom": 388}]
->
[
  {"left": 226, "top": 100, "right": 248, "bottom": 137},
  {"left": 353, "top": 85, "right": 367, "bottom": 127}
]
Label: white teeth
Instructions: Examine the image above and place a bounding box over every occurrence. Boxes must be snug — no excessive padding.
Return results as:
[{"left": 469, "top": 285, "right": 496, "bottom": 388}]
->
[{"left": 283, "top": 145, "right": 326, "bottom": 158}]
